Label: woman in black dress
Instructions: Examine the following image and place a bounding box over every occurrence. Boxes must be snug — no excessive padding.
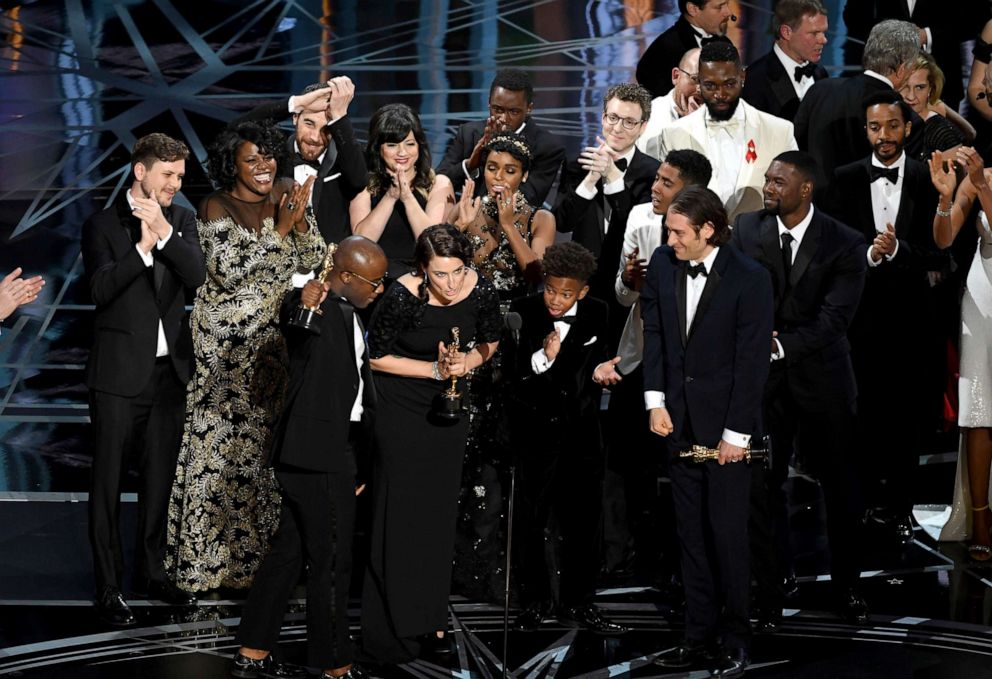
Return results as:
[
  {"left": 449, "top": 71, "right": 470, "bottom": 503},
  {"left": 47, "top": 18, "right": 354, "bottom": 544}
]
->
[
  {"left": 350, "top": 104, "right": 454, "bottom": 279},
  {"left": 361, "top": 224, "right": 501, "bottom": 663}
]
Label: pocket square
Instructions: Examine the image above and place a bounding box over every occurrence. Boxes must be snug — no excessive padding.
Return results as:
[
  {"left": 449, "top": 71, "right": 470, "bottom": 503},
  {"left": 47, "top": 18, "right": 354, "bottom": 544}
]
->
[
  {"left": 583, "top": 336, "right": 597, "bottom": 346},
  {"left": 323, "top": 172, "right": 342, "bottom": 183}
]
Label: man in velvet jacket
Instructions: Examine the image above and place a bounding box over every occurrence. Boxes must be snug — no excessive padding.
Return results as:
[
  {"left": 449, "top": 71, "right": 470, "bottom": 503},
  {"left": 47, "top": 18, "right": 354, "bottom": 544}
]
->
[
  {"left": 82, "top": 133, "right": 205, "bottom": 625},
  {"left": 642, "top": 186, "right": 772, "bottom": 678},
  {"left": 234, "top": 237, "right": 387, "bottom": 679}
]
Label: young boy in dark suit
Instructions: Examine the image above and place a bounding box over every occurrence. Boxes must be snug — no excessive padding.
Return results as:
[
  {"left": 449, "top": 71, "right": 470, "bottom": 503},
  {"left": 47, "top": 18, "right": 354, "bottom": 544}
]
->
[{"left": 507, "top": 241, "right": 626, "bottom": 635}]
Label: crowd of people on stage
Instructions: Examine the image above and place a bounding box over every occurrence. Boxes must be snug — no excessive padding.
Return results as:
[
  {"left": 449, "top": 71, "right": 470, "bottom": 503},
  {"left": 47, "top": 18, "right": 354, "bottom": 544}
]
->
[{"left": 6, "top": 1, "right": 992, "bottom": 677}]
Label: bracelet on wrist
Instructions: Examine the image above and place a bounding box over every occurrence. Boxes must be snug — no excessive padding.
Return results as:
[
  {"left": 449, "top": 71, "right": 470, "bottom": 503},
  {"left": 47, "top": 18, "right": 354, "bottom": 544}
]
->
[
  {"left": 431, "top": 360, "right": 443, "bottom": 381},
  {"left": 936, "top": 203, "right": 952, "bottom": 218}
]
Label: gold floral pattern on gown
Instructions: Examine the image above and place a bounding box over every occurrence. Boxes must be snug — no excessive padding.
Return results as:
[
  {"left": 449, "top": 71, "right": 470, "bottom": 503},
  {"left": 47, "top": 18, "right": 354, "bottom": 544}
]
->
[{"left": 165, "top": 212, "right": 324, "bottom": 592}]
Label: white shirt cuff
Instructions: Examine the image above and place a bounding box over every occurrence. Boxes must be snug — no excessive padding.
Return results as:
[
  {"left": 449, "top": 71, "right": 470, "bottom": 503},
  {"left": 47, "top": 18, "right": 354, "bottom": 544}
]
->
[
  {"left": 721, "top": 428, "right": 751, "bottom": 448},
  {"left": 886, "top": 239, "right": 900, "bottom": 261},
  {"left": 461, "top": 159, "right": 479, "bottom": 181},
  {"left": 867, "top": 247, "right": 882, "bottom": 267},
  {"left": 644, "top": 390, "right": 666, "bottom": 410},
  {"left": 771, "top": 337, "right": 785, "bottom": 361},
  {"left": 923, "top": 27, "right": 932, "bottom": 52},
  {"left": 575, "top": 179, "right": 599, "bottom": 200},
  {"left": 287, "top": 95, "right": 296, "bottom": 113},
  {"left": 156, "top": 225, "right": 174, "bottom": 249},
  {"left": 292, "top": 271, "right": 316, "bottom": 289},
  {"left": 135, "top": 244, "right": 154, "bottom": 267},
  {"left": 603, "top": 175, "right": 625, "bottom": 195},
  {"left": 531, "top": 348, "right": 555, "bottom": 374}
]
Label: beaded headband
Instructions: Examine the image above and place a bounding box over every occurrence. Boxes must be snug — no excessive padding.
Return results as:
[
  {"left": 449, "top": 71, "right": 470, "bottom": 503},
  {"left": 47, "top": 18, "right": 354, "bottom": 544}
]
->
[{"left": 485, "top": 134, "right": 532, "bottom": 159}]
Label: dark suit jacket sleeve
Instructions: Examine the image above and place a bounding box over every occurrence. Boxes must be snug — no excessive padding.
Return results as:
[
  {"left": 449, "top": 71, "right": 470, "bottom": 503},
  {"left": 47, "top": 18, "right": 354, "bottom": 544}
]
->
[
  {"left": 792, "top": 86, "right": 815, "bottom": 151},
  {"left": 436, "top": 124, "right": 473, "bottom": 194},
  {"left": 725, "top": 266, "right": 773, "bottom": 436},
  {"left": 777, "top": 232, "right": 866, "bottom": 364},
  {"left": 553, "top": 158, "right": 593, "bottom": 234},
  {"left": 82, "top": 214, "right": 153, "bottom": 307},
  {"left": 636, "top": 34, "right": 676, "bottom": 97},
  {"left": 230, "top": 99, "right": 290, "bottom": 126},
  {"left": 891, "top": 167, "right": 940, "bottom": 272},
  {"left": 640, "top": 249, "right": 666, "bottom": 396},
  {"left": 524, "top": 132, "right": 566, "bottom": 207},
  {"left": 155, "top": 209, "right": 206, "bottom": 289},
  {"left": 328, "top": 115, "right": 368, "bottom": 200}
]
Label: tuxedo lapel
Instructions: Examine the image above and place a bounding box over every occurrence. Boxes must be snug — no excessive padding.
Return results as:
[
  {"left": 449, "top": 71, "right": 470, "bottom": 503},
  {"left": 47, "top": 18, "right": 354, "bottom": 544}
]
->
[
  {"left": 759, "top": 215, "right": 786, "bottom": 292},
  {"left": 854, "top": 160, "right": 876, "bottom": 240},
  {"left": 675, "top": 264, "right": 688, "bottom": 347},
  {"left": 767, "top": 56, "right": 798, "bottom": 112},
  {"left": 894, "top": 163, "right": 916, "bottom": 239},
  {"left": 790, "top": 216, "right": 820, "bottom": 286}
]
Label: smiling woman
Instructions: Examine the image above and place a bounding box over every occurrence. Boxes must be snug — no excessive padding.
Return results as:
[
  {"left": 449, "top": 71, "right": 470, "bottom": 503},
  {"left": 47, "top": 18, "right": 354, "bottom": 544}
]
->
[{"left": 164, "top": 120, "right": 327, "bottom": 593}]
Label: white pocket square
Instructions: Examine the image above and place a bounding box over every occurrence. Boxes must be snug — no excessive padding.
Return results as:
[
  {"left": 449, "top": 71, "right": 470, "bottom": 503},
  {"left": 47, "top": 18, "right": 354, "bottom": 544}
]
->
[
  {"left": 323, "top": 172, "right": 341, "bottom": 183},
  {"left": 583, "top": 336, "right": 597, "bottom": 346}
]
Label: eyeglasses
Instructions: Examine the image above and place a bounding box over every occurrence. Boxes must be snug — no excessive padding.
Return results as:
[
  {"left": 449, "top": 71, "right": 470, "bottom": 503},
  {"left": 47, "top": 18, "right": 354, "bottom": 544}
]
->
[
  {"left": 345, "top": 271, "right": 386, "bottom": 289},
  {"left": 699, "top": 79, "right": 741, "bottom": 93},
  {"left": 602, "top": 112, "right": 644, "bottom": 131},
  {"left": 678, "top": 68, "right": 699, "bottom": 84}
]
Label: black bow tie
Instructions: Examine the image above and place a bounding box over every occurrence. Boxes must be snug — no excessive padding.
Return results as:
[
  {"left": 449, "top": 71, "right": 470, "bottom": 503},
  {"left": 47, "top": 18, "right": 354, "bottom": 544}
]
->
[
  {"left": 869, "top": 165, "right": 900, "bottom": 184},
  {"left": 687, "top": 263, "right": 707, "bottom": 279},
  {"left": 292, "top": 152, "right": 321, "bottom": 171},
  {"left": 699, "top": 34, "right": 720, "bottom": 46},
  {"left": 614, "top": 157, "right": 628, "bottom": 172},
  {"left": 794, "top": 62, "right": 817, "bottom": 82},
  {"left": 552, "top": 314, "right": 576, "bottom": 325}
]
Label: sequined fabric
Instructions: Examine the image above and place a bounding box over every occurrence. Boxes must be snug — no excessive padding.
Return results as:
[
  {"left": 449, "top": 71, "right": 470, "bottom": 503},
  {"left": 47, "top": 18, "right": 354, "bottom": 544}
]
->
[{"left": 165, "top": 213, "right": 325, "bottom": 592}]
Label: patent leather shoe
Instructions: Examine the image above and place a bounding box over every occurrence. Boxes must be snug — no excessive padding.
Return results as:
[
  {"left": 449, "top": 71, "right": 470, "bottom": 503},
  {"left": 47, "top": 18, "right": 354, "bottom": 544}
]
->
[
  {"left": 96, "top": 586, "right": 135, "bottom": 626},
  {"left": 840, "top": 588, "right": 869, "bottom": 625},
  {"left": 710, "top": 647, "right": 749, "bottom": 678},
  {"left": 230, "top": 652, "right": 307, "bottom": 678},
  {"left": 654, "top": 642, "right": 710, "bottom": 668},
  {"left": 515, "top": 602, "right": 552, "bottom": 631},
  {"left": 557, "top": 604, "right": 628, "bottom": 635}
]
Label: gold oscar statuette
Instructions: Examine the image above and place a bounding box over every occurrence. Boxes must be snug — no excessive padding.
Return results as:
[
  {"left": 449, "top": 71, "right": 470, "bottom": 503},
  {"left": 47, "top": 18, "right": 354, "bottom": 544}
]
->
[{"left": 289, "top": 242, "right": 337, "bottom": 334}]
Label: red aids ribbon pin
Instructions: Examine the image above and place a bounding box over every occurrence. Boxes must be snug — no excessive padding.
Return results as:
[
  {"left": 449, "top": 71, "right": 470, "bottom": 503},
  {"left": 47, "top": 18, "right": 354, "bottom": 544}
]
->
[{"left": 745, "top": 139, "right": 757, "bottom": 164}]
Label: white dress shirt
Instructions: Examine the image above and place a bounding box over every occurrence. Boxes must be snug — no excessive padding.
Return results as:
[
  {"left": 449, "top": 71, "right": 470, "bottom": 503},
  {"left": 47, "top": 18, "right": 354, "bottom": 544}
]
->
[
  {"left": 531, "top": 303, "right": 577, "bottom": 374},
  {"left": 771, "top": 206, "right": 815, "bottom": 361},
  {"left": 773, "top": 43, "right": 815, "bottom": 100},
  {"left": 126, "top": 189, "right": 172, "bottom": 358},
  {"left": 703, "top": 102, "right": 746, "bottom": 205},
  {"left": 868, "top": 152, "right": 904, "bottom": 267},
  {"left": 349, "top": 308, "right": 366, "bottom": 422}
]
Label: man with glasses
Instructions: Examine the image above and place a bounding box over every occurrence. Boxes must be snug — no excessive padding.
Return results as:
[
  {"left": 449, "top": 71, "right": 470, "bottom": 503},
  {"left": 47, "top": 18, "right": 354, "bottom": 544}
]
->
[
  {"left": 233, "top": 236, "right": 387, "bottom": 679},
  {"left": 638, "top": 48, "right": 702, "bottom": 158},
  {"left": 636, "top": 0, "right": 734, "bottom": 99},
  {"left": 654, "top": 42, "right": 797, "bottom": 220},
  {"left": 555, "top": 82, "right": 660, "bottom": 350},
  {"left": 741, "top": 0, "right": 829, "bottom": 123},
  {"left": 437, "top": 68, "right": 565, "bottom": 207}
]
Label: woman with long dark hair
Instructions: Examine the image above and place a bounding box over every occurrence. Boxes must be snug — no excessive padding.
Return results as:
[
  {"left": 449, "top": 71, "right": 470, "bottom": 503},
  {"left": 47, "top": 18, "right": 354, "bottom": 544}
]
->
[
  {"left": 350, "top": 104, "right": 454, "bottom": 278},
  {"left": 165, "top": 120, "right": 325, "bottom": 592},
  {"left": 360, "top": 224, "right": 501, "bottom": 663}
]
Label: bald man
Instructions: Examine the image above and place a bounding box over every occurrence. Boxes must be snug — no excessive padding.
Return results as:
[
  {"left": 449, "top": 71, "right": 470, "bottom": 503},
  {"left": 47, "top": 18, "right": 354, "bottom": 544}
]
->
[{"left": 234, "top": 237, "right": 387, "bottom": 679}]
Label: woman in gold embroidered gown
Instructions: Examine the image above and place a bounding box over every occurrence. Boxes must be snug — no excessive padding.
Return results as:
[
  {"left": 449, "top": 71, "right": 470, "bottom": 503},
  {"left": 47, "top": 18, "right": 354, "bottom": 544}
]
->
[{"left": 165, "top": 120, "right": 325, "bottom": 592}]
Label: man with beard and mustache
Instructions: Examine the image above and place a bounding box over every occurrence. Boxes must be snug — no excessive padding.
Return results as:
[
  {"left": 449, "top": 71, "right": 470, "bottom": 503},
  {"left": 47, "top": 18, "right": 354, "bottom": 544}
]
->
[
  {"left": 236, "top": 77, "right": 367, "bottom": 246},
  {"left": 654, "top": 42, "right": 797, "bottom": 221},
  {"left": 828, "top": 91, "right": 942, "bottom": 545},
  {"left": 741, "top": 0, "right": 830, "bottom": 123},
  {"left": 638, "top": 48, "right": 702, "bottom": 159},
  {"left": 732, "top": 151, "right": 869, "bottom": 630},
  {"left": 636, "top": 0, "right": 734, "bottom": 98}
]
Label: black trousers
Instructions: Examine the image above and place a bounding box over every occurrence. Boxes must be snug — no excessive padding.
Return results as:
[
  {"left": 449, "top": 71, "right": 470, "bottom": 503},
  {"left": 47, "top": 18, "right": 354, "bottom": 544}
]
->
[
  {"left": 88, "top": 357, "right": 185, "bottom": 591},
  {"left": 750, "top": 390, "right": 862, "bottom": 610},
  {"left": 515, "top": 429, "right": 604, "bottom": 609},
  {"left": 670, "top": 456, "right": 751, "bottom": 651},
  {"left": 237, "top": 466, "right": 357, "bottom": 669}
]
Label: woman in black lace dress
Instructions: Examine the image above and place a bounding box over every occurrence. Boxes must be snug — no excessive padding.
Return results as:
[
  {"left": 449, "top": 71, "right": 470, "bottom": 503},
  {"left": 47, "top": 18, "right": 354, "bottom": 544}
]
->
[{"left": 360, "top": 224, "right": 501, "bottom": 663}]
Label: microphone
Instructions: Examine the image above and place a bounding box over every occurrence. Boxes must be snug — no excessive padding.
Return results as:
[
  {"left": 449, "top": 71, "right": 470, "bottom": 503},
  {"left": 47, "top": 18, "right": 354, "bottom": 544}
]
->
[
  {"left": 730, "top": 13, "right": 738, "bottom": 21},
  {"left": 504, "top": 311, "right": 522, "bottom": 345}
]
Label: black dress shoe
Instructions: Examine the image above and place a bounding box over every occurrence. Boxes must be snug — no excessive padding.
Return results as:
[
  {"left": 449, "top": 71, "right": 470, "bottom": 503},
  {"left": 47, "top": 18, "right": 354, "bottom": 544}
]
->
[
  {"left": 654, "top": 642, "right": 709, "bottom": 668},
  {"left": 230, "top": 652, "right": 307, "bottom": 678},
  {"left": 752, "top": 606, "right": 782, "bottom": 634},
  {"left": 418, "top": 633, "right": 453, "bottom": 657},
  {"left": 782, "top": 570, "right": 799, "bottom": 600},
  {"left": 96, "top": 586, "right": 135, "bottom": 626},
  {"left": 322, "top": 664, "right": 370, "bottom": 679},
  {"left": 515, "top": 602, "right": 552, "bottom": 631},
  {"left": 710, "top": 647, "right": 750, "bottom": 678},
  {"left": 840, "top": 588, "right": 869, "bottom": 625},
  {"left": 557, "top": 604, "right": 628, "bottom": 635},
  {"left": 146, "top": 580, "right": 197, "bottom": 607}
]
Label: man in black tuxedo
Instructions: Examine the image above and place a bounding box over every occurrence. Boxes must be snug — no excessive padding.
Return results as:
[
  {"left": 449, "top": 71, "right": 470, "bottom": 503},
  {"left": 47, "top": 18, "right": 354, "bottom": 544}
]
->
[
  {"left": 842, "top": 0, "right": 989, "bottom": 111},
  {"left": 828, "top": 92, "right": 942, "bottom": 543},
  {"left": 732, "top": 151, "right": 868, "bottom": 629},
  {"left": 237, "top": 77, "right": 366, "bottom": 245},
  {"left": 643, "top": 187, "right": 773, "bottom": 678},
  {"left": 555, "top": 82, "right": 659, "bottom": 350},
  {"left": 741, "top": 0, "right": 829, "bottom": 123},
  {"left": 82, "top": 133, "right": 205, "bottom": 625},
  {"left": 436, "top": 68, "right": 565, "bottom": 208},
  {"left": 508, "top": 242, "right": 626, "bottom": 636},
  {"left": 794, "top": 19, "right": 920, "bottom": 192},
  {"left": 636, "top": 0, "right": 734, "bottom": 98},
  {"left": 233, "top": 237, "right": 387, "bottom": 679}
]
